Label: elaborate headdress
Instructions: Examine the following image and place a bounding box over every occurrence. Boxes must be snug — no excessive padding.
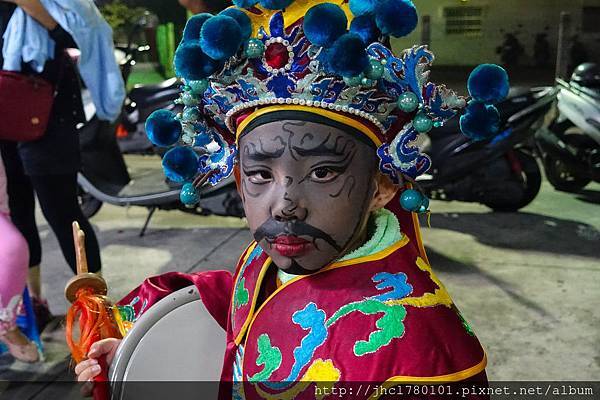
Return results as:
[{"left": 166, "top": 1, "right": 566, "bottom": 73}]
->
[{"left": 145, "top": 0, "right": 509, "bottom": 213}]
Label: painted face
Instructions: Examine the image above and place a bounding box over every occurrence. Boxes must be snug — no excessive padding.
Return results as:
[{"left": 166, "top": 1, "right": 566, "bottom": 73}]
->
[{"left": 238, "top": 120, "right": 378, "bottom": 274}]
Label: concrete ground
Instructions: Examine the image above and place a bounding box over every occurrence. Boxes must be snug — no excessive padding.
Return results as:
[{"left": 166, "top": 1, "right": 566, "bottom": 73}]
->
[{"left": 1, "top": 161, "right": 599, "bottom": 398}]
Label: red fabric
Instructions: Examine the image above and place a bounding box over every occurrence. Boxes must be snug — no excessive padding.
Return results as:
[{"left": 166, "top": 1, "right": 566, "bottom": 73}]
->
[{"left": 117, "top": 270, "right": 233, "bottom": 331}]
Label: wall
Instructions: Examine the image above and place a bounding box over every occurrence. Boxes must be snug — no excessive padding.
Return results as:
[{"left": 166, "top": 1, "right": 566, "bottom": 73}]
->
[{"left": 391, "top": 0, "right": 600, "bottom": 67}]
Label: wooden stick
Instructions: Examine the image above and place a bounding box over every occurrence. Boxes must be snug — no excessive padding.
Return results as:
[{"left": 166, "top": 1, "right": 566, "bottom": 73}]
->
[
  {"left": 72, "top": 221, "right": 89, "bottom": 275},
  {"left": 193, "top": 169, "right": 216, "bottom": 189}
]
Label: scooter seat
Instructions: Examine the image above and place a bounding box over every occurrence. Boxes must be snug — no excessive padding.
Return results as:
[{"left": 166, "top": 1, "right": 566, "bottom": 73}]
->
[{"left": 129, "top": 78, "right": 180, "bottom": 99}]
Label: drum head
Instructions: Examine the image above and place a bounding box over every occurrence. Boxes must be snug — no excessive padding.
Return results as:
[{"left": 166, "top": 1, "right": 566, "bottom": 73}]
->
[{"left": 109, "top": 285, "right": 225, "bottom": 399}]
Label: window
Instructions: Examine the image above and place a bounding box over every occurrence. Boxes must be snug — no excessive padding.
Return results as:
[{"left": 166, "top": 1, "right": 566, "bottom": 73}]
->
[
  {"left": 582, "top": 7, "right": 600, "bottom": 33},
  {"left": 444, "top": 6, "right": 483, "bottom": 36}
]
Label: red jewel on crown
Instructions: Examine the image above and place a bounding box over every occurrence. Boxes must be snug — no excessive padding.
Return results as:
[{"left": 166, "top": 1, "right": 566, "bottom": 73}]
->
[{"left": 265, "top": 42, "right": 289, "bottom": 69}]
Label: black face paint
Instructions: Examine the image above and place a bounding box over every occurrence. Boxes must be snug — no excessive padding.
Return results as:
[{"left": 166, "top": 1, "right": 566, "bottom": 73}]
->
[{"left": 254, "top": 218, "right": 343, "bottom": 253}]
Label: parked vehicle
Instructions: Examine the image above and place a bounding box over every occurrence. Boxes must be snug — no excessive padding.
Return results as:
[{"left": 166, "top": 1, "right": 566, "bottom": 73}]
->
[
  {"left": 535, "top": 63, "right": 600, "bottom": 192},
  {"left": 419, "top": 85, "right": 557, "bottom": 212},
  {"left": 75, "top": 21, "right": 243, "bottom": 235}
]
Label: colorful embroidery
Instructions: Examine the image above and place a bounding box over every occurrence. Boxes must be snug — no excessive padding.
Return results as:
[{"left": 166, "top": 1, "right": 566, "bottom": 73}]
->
[
  {"left": 254, "top": 359, "right": 341, "bottom": 400},
  {"left": 248, "top": 334, "right": 282, "bottom": 382},
  {"left": 384, "top": 257, "right": 453, "bottom": 309},
  {"left": 234, "top": 278, "right": 250, "bottom": 310}
]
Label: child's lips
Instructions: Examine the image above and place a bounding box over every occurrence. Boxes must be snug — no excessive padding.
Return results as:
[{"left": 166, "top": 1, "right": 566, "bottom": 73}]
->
[{"left": 271, "top": 236, "right": 312, "bottom": 257}]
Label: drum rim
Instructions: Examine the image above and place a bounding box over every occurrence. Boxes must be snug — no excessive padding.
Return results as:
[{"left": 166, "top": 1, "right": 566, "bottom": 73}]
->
[{"left": 109, "top": 285, "right": 201, "bottom": 393}]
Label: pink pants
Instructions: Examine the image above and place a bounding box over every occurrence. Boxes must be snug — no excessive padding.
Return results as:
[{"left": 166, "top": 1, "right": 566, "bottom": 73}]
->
[{"left": 0, "top": 212, "right": 29, "bottom": 336}]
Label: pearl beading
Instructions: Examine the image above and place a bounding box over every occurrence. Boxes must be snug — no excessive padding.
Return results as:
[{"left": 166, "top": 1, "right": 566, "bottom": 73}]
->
[{"left": 224, "top": 97, "right": 387, "bottom": 135}]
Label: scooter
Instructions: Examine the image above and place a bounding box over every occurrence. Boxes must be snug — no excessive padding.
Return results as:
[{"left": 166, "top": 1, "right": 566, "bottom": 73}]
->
[
  {"left": 419, "top": 85, "right": 558, "bottom": 212},
  {"left": 75, "top": 28, "right": 243, "bottom": 235},
  {"left": 535, "top": 63, "right": 600, "bottom": 192}
]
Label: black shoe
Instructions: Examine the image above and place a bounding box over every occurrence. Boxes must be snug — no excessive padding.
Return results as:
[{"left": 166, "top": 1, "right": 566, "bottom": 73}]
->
[{"left": 32, "top": 297, "right": 54, "bottom": 333}]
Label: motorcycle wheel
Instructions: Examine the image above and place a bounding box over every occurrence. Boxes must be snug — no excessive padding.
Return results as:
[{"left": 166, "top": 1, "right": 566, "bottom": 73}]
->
[
  {"left": 483, "top": 150, "right": 542, "bottom": 212},
  {"left": 78, "top": 185, "right": 103, "bottom": 219},
  {"left": 544, "top": 134, "right": 592, "bottom": 192}
]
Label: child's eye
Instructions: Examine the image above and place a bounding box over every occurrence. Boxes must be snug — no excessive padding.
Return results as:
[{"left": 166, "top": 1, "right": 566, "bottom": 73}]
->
[
  {"left": 310, "top": 167, "right": 340, "bottom": 182},
  {"left": 247, "top": 170, "right": 273, "bottom": 184}
]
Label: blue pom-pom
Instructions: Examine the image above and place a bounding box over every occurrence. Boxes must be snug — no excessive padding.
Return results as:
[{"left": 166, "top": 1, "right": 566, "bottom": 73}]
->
[
  {"left": 146, "top": 110, "right": 181, "bottom": 147},
  {"left": 162, "top": 147, "right": 198, "bottom": 183},
  {"left": 200, "top": 15, "right": 243, "bottom": 61},
  {"left": 350, "top": 15, "right": 380, "bottom": 44},
  {"left": 467, "top": 64, "right": 510, "bottom": 105},
  {"left": 174, "top": 42, "right": 223, "bottom": 80},
  {"left": 182, "top": 13, "right": 212, "bottom": 43},
  {"left": 327, "top": 33, "right": 369, "bottom": 77},
  {"left": 349, "top": 0, "right": 376, "bottom": 16},
  {"left": 220, "top": 8, "right": 252, "bottom": 40},
  {"left": 304, "top": 3, "right": 348, "bottom": 48},
  {"left": 259, "top": 0, "right": 294, "bottom": 10},
  {"left": 375, "top": 0, "right": 418, "bottom": 38},
  {"left": 233, "top": 0, "right": 258, "bottom": 8},
  {"left": 460, "top": 101, "right": 501, "bottom": 141}
]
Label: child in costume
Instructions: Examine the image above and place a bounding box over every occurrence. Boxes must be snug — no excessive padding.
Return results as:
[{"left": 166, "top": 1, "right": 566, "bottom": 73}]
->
[
  {"left": 0, "top": 153, "right": 39, "bottom": 363},
  {"left": 75, "top": 0, "right": 509, "bottom": 398}
]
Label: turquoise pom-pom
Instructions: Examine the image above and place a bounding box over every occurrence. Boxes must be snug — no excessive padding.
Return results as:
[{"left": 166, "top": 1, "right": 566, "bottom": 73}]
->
[
  {"left": 400, "top": 189, "right": 425, "bottom": 212},
  {"left": 146, "top": 110, "right": 181, "bottom": 147},
  {"left": 467, "top": 64, "right": 510, "bottom": 104},
  {"left": 188, "top": 79, "right": 209, "bottom": 95},
  {"left": 259, "top": 0, "right": 294, "bottom": 10},
  {"left": 375, "top": 0, "right": 418, "bottom": 38},
  {"left": 200, "top": 15, "right": 243, "bottom": 61},
  {"left": 365, "top": 58, "right": 384, "bottom": 79},
  {"left": 233, "top": 0, "right": 259, "bottom": 8},
  {"left": 304, "top": 3, "right": 348, "bottom": 48},
  {"left": 420, "top": 196, "right": 429, "bottom": 211},
  {"left": 162, "top": 147, "right": 198, "bottom": 183},
  {"left": 174, "top": 42, "right": 223, "bottom": 80},
  {"left": 350, "top": 15, "right": 380, "bottom": 44},
  {"left": 220, "top": 8, "right": 252, "bottom": 40},
  {"left": 180, "top": 182, "right": 200, "bottom": 206},
  {"left": 413, "top": 113, "right": 433, "bottom": 133},
  {"left": 397, "top": 91, "right": 418, "bottom": 112},
  {"left": 328, "top": 33, "right": 369, "bottom": 78},
  {"left": 459, "top": 101, "right": 501, "bottom": 141},
  {"left": 349, "top": 0, "right": 376, "bottom": 16},
  {"left": 244, "top": 38, "right": 265, "bottom": 58},
  {"left": 182, "top": 13, "right": 211, "bottom": 43}
]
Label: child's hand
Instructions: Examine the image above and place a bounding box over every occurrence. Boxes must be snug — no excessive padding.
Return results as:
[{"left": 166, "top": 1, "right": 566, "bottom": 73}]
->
[{"left": 74, "top": 338, "right": 122, "bottom": 397}]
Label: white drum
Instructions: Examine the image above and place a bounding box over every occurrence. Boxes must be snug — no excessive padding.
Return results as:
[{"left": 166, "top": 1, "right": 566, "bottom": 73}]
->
[{"left": 109, "top": 285, "right": 225, "bottom": 399}]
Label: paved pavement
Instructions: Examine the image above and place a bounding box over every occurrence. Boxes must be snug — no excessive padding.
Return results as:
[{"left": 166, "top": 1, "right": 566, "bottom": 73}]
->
[{"left": 1, "top": 153, "right": 599, "bottom": 398}]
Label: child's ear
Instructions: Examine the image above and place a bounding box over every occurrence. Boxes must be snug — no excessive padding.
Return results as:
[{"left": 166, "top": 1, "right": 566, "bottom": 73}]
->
[{"left": 369, "top": 173, "right": 399, "bottom": 211}]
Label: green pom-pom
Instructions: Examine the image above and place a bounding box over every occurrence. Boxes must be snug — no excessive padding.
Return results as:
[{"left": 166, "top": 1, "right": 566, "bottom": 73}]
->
[{"left": 188, "top": 79, "right": 209, "bottom": 95}]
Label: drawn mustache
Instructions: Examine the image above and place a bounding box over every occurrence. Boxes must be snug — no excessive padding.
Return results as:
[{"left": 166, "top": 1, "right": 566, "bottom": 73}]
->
[{"left": 254, "top": 218, "right": 342, "bottom": 253}]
